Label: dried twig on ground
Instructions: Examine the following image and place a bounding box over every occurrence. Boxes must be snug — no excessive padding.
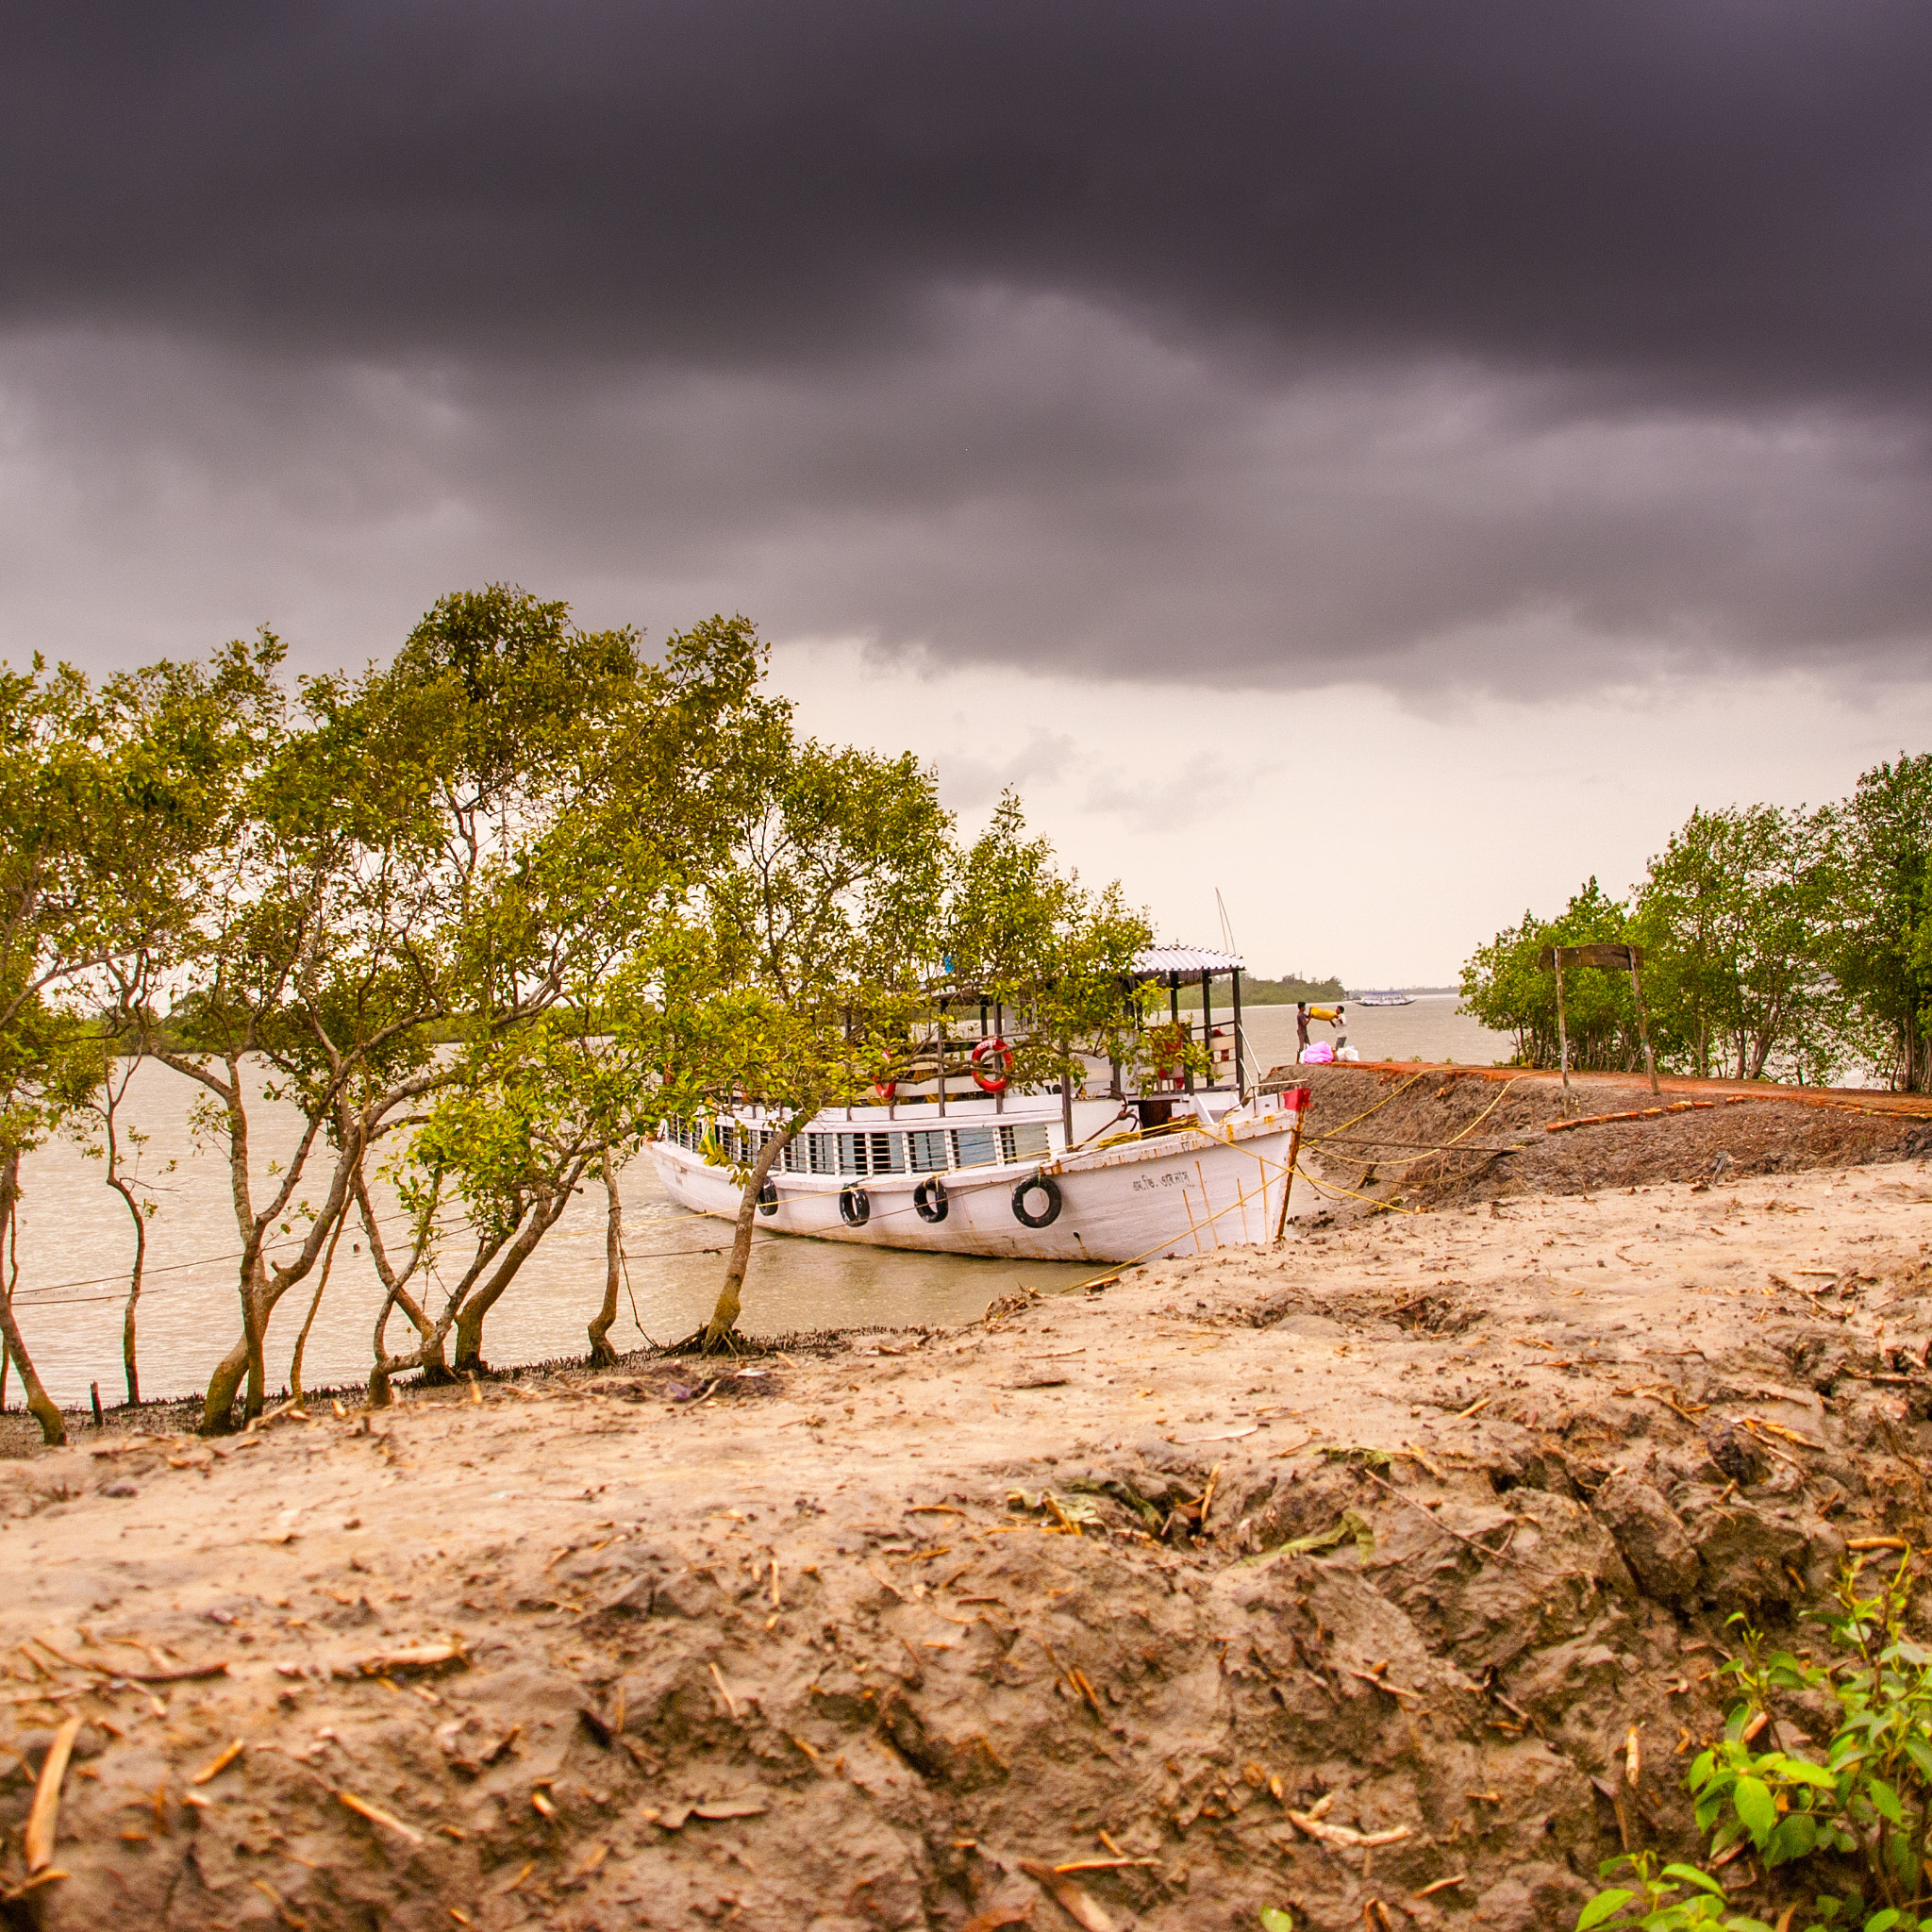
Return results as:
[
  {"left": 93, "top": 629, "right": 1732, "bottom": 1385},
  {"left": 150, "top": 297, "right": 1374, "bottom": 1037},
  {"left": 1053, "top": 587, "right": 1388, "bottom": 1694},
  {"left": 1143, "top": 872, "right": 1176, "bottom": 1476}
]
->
[{"left": 25, "top": 1714, "right": 81, "bottom": 1873}]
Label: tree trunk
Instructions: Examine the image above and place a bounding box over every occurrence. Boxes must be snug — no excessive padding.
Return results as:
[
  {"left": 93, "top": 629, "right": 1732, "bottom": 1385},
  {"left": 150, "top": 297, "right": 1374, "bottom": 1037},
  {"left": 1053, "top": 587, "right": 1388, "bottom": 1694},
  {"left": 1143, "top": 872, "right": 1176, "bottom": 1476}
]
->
[
  {"left": 202, "top": 1107, "right": 370, "bottom": 1432},
  {"left": 201, "top": 1330, "right": 251, "bottom": 1435},
  {"left": 588, "top": 1150, "right": 625, "bottom": 1366},
  {"left": 704, "top": 1124, "right": 798, "bottom": 1350},
  {"left": 453, "top": 1186, "right": 577, "bottom": 1373},
  {"left": 356, "top": 1168, "right": 449, "bottom": 1380},
  {"left": 108, "top": 1174, "right": 146, "bottom": 1407},
  {"left": 201, "top": 1058, "right": 260, "bottom": 1433},
  {"left": 290, "top": 1204, "right": 350, "bottom": 1404},
  {"left": 0, "top": 1291, "right": 60, "bottom": 1446},
  {"left": 0, "top": 1155, "right": 64, "bottom": 1447}
]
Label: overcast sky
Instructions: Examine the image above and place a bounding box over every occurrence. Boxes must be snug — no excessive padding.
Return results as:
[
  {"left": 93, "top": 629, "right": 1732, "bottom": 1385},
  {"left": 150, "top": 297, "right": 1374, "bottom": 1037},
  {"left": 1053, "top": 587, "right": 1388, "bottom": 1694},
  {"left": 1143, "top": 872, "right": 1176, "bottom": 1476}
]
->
[{"left": 6, "top": 2, "right": 1931, "bottom": 980}]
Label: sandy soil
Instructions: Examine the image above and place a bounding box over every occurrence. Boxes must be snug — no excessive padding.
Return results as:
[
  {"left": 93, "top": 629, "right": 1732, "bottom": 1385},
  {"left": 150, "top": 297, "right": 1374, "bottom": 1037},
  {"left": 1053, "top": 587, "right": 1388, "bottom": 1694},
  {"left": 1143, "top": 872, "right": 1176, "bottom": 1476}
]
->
[{"left": 8, "top": 1078, "right": 1932, "bottom": 1930}]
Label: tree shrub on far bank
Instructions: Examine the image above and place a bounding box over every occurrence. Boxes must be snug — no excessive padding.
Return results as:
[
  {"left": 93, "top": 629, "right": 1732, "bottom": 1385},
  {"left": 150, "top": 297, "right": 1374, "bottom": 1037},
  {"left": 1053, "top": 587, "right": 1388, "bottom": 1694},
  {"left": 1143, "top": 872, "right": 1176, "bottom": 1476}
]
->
[{"left": 1461, "top": 759, "right": 1932, "bottom": 1091}]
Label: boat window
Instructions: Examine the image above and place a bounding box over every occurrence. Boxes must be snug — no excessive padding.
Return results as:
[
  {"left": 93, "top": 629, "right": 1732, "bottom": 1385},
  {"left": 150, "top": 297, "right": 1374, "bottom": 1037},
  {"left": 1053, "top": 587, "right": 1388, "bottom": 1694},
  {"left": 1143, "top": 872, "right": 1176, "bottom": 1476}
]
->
[
  {"left": 952, "top": 1125, "right": 1000, "bottom": 1169},
  {"left": 828, "top": 1131, "right": 906, "bottom": 1176},
  {"left": 907, "top": 1130, "right": 948, "bottom": 1173},
  {"left": 1003, "top": 1123, "right": 1051, "bottom": 1163},
  {"left": 808, "top": 1133, "right": 832, "bottom": 1174}
]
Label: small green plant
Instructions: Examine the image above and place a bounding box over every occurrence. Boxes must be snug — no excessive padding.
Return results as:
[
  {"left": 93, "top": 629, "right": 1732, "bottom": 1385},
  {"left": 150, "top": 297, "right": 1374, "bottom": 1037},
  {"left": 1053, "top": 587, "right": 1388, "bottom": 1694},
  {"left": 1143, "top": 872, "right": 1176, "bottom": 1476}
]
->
[
  {"left": 1577, "top": 1851, "right": 1772, "bottom": 1929},
  {"left": 1576, "top": 1551, "right": 1932, "bottom": 1932},
  {"left": 1257, "top": 1910, "right": 1294, "bottom": 1932}
]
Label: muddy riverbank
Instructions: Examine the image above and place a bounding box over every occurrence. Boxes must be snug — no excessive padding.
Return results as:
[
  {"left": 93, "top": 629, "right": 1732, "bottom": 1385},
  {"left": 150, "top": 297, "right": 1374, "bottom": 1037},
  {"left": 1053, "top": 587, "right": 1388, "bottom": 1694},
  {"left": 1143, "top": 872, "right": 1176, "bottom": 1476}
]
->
[{"left": 8, "top": 1142, "right": 1932, "bottom": 1929}]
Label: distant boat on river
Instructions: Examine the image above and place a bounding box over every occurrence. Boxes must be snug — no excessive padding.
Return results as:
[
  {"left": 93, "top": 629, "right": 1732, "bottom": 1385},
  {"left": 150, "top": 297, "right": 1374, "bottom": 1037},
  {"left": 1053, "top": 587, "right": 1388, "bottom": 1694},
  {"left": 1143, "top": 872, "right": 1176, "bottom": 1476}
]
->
[{"left": 1352, "top": 990, "right": 1415, "bottom": 1007}]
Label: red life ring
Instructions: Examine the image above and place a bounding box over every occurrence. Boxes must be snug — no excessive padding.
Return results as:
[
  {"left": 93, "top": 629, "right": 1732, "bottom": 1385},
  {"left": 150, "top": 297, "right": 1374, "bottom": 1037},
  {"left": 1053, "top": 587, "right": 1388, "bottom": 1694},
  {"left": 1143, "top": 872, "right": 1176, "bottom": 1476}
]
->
[
  {"left": 970, "top": 1037, "right": 1012, "bottom": 1093},
  {"left": 871, "top": 1079, "right": 897, "bottom": 1103}
]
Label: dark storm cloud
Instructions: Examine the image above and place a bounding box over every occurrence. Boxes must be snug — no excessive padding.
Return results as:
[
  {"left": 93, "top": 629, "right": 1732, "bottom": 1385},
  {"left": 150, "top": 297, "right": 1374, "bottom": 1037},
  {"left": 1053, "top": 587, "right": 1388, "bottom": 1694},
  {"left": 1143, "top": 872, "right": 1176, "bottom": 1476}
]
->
[
  {"left": 9, "top": 0, "right": 1932, "bottom": 389},
  {"left": 4, "top": 1, "right": 1932, "bottom": 687}
]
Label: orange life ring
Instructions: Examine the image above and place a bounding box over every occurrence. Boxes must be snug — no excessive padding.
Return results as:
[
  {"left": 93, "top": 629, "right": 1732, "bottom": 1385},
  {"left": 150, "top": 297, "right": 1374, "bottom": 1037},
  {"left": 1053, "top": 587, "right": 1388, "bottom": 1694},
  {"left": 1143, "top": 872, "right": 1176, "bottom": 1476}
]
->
[{"left": 970, "top": 1037, "right": 1012, "bottom": 1093}]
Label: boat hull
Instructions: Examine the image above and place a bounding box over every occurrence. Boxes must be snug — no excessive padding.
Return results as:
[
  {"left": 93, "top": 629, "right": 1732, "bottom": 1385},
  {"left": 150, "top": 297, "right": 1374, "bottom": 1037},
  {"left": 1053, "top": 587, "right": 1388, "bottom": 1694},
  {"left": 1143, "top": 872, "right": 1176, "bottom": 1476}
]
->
[{"left": 648, "top": 1105, "right": 1304, "bottom": 1265}]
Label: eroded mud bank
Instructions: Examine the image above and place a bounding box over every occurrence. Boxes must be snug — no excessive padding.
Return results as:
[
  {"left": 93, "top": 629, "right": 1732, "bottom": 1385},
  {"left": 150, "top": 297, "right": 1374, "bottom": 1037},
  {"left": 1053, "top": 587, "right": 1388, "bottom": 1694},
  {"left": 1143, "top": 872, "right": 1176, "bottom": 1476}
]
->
[{"left": 6, "top": 1155, "right": 1932, "bottom": 1929}]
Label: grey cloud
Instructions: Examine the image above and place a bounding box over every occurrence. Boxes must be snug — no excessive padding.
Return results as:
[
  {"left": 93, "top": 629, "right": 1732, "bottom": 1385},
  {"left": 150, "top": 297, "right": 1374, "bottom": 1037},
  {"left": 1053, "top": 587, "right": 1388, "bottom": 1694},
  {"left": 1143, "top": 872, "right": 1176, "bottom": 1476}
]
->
[
  {"left": 5, "top": 302, "right": 1932, "bottom": 692},
  {"left": 4, "top": 3, "right": 1932, "bottom": 689}
]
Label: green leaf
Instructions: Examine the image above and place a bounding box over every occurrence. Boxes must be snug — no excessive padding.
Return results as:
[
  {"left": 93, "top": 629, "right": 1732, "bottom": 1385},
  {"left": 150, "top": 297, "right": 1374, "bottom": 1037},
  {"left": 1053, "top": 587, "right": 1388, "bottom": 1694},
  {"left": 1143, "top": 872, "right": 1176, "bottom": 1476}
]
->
[
  {"left": 1863, "top": 1910, "right": 1901, "bottom": 1932},
  {"left": 1774, "top": 1759, "right": 1839, "bottom": 1790},
  {"left": 1575, "top": 1891, "right": 1634, "bottom": 1930},
  {"left": 1765, "top": 1811, "right": 1820, "bottom": 1865},
  {"left": 1257, "top": 1912, "right": 1295, "bottom": 1932},
  {"left": 1884, "top": 1828, "right": 1918, "bottom": 1892},
  {"left": 1659, "top": 1865, "right": 1724, "bottom": 1896},
  {"left": 1869, "top": 1777, "right": 1905, "bottom": 1824},
  {"left": 1732, "top": 1775, "right": 1777, "bottom": 1846}
]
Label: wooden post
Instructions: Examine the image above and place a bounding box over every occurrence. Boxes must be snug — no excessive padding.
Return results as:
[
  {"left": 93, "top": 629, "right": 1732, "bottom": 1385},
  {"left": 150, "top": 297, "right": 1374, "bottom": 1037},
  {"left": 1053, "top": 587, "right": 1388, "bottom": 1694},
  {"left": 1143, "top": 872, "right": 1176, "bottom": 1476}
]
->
[
  {"left": 1231, "top": 966, "right": 1247, "bottom": 1102},
  {"left": 1553, "top": 956, "right": 1573, "bottom": 1112},
  {"left": 1110, "top": 974, "right": 1129, "bottom": 1099},
  {"left": 1201, "top": 970, "right": 1213, "bottom": 1088},
  {"left": 1173, "top": 975, "right": 1192, "bottom": 1093},
  {"left": 935, "top": 1002, "right": 946, "bottom": 1117},
  {"left": 1061, "top": 1042, "right": 1074, "bottom": 1148},
  {"left": 994, "top": 999, "right": 1005, "bottom": 1113},
  {"left": 1273, "top": 1089, "right": 1309, "bottom": 1243},
  {"left": 1628, "top": 948, "right": 1660, "bottom": 1096}
]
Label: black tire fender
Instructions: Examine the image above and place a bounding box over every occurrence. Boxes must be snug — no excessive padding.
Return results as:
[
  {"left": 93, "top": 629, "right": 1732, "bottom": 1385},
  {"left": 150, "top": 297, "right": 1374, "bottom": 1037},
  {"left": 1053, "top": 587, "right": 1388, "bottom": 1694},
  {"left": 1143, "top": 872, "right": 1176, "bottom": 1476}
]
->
[
  {"left": 1011, "top": 1171, "right": 1063, "bottom": 1229},
  {"left": 839, "top": 1185, "right": 871, "bottom": 1227},
  {"left": 913, "top": 1177, "right": 949, "bottom": 1224},
  {"left": 757, "top": 1178, "right": 779, "bottom": 1216}
]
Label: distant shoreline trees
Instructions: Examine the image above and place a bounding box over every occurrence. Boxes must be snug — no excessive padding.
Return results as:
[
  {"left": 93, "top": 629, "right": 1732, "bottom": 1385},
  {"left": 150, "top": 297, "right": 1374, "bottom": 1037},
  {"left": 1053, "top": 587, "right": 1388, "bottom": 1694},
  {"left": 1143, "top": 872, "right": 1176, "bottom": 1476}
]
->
[
  {"left": 1170, "top": 972, "right": 1346, "bottom": 1008},
  {"left": 1459, "top": 758, "right": 1932, "bottom": 1091}
]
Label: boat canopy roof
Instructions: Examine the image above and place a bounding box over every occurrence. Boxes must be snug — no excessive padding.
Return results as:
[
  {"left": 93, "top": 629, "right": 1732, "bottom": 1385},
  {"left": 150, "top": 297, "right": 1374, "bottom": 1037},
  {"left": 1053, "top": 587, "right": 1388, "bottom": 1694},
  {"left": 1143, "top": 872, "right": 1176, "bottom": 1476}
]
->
[
  {"left": 1133, "top": 944, "right": 1244, "bottom": 978},
  {"left": 932, "top": 941, "right": 1245, "bottom": 1000}
]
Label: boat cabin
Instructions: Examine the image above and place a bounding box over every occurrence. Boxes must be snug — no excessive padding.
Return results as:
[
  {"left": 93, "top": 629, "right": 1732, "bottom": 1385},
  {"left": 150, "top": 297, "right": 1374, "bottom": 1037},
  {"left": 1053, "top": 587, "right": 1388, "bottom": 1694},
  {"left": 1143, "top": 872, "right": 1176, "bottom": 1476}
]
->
[{"left": 659, "top": 943, "right": 1257, "bottom": 1174}]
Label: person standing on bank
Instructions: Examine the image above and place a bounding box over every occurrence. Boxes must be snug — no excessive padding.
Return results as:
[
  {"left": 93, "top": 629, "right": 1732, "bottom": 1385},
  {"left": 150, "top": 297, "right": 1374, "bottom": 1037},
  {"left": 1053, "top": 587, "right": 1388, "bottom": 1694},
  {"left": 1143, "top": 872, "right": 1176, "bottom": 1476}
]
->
[{"left": 1296, "top": 1002, "right": 1310, "bottom": 1055}]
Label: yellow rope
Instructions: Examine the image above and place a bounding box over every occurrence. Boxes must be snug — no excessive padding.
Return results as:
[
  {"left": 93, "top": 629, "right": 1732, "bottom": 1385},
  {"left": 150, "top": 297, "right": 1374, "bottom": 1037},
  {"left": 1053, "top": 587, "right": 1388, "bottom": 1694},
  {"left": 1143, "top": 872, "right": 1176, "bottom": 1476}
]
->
[
  {"left": 1303, "top": 1071, "right": 1427, "bottom": 1147},
  {"left": 1317, "top": 1074, "right": 1530, "bottom": 1174},
  {"left": 1288, "top": 1162, "right": 1419, "bottom": 1214}
]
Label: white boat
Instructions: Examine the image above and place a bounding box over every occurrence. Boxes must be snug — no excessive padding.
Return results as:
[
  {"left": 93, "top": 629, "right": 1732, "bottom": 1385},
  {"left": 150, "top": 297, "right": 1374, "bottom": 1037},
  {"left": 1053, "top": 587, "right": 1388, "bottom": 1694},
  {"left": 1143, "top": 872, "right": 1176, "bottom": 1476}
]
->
[
  {"left": 651, "top": 1091, "right": 1306, "bottom": 1265},
  {"left": 1352, "top": 990, "right": 1414, "bottom": 1007},
  {"left": 648, "top": 945, "right": 1310, "bottom": 1265}
]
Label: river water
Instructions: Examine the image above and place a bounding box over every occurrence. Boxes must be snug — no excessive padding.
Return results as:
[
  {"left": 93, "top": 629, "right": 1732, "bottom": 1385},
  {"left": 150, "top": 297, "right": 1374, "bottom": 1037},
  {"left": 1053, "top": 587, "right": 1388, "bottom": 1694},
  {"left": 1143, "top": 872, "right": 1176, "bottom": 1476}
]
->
[{"left": 6, "top": 995, "right": 1509, "bottom": 1408}]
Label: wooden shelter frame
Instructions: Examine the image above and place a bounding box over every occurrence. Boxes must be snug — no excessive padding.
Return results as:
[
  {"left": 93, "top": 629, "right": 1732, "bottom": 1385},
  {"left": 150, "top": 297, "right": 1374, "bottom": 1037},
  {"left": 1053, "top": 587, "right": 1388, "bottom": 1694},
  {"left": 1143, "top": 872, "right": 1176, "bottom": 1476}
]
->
[{"left": 1536, "top": 941, "right": 1660, "bottom": 1110}]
